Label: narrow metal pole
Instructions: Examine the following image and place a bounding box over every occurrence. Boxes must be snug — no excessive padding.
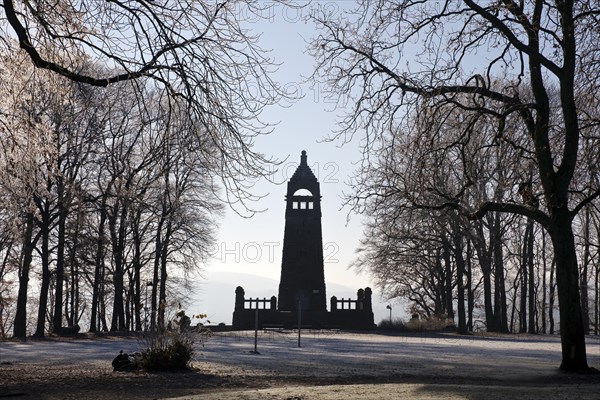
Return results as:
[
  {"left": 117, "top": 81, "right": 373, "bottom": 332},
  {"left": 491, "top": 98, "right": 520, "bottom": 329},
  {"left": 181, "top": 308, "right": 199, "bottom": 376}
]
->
[
  {"left": 254, "top": 307, "right": 259, "bottom": 353},
  {"left": 144, "top": 285, "right": 148, "bottom": 332},
  {"left": 297, "top": 300, "right": 302, "bottom": 348}
]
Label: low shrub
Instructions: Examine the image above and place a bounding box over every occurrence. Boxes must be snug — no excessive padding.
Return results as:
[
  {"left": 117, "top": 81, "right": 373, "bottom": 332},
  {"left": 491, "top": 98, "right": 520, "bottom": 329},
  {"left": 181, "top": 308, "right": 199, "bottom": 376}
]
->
[
  {"left": 379, "top": 315, "right": 456, "bottom": 332},
  {"left": 378, "top": 318, "right": 409, "bottom": 331},
  {"left": 139, "top": 331, "right": 195, "bottom": 371}
]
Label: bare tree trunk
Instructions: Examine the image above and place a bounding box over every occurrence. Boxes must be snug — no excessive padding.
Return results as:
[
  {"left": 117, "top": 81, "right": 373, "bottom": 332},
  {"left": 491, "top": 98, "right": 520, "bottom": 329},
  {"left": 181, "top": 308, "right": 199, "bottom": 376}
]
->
[
  {"left": 473, "top": 220, "right": 495, "bottom": 331},
  {"left": 109, "top": 202, "right": 128, "bottom": 331},
  {"left": 551, "top": 211, "right": 588, "bottom": 371},
  {"left": 510, "top": 266, "right": 522, "bottom": 333},
  {"left": 580, "top": 207, "right": 591, "bottom": 334},
  {"left": 549, "top": 258, "right": 556, "bottom": 335},
  {"left": 89, "top": 202, "right": 107, "bottom": 332},
  {"left": 466, "top": 239, "right": 474, "bottom": 333},
  {"left": 434, "top": 249, "right": 446, "bottom": 316},
  {"left": 492, "top": 213, "right": 508, "bottom": 333},
  {"left": 158, "top": 217, "right": 172, "bottom": 332},
  {"left": 519, "top": 222, "right": 529, "bottom": 333},
  {"left": 132, "top": 230, "right": 143, "bottom": 332},
  {"left": 595, "top": 260, "right": 599, "bottom": 336},
  {"left": 442, "top": 237, "right": 454, "bottom": 322},
  {"left": 13, "top": 213, "right": 35, "bottom": 338},
  {"left": 452, "top": 220, "right": 467, "bottom": 335},
  {"left": 63, "top": 214, "right": 78, "bottom": 327},
  {"left": 0, "top": 241, "right": 14, "bottom": 338},
  {"left": 155, "top": 164, "right": 172, "bottom": 332},
  {"left": 68, "top": 220, "right": 80, "bottom": 326},
  {"left": 594, "top": 215, "right": 600, "bottom": 335},
  {"left": 34, "top": 206, "right": 51, "bottom": 338},
  {"left": 64, "top": 278, "right": 70, "bottom": 326},
  {"left": 527, "top": 220, "right": 536, "bottom": 334},
  {"left": 72, "top": 262, "right": 79, "bottom": 326},
  {"left": 99, "top": 294, "right": 109, "bottom": 332},
  {"left": 595, "top": 218, "right": 599, "bottom": 336},
  {"left": 129, "top": 208, "right": 144, "bottom": 332},
  {"left": 124, "top": 274, "right": 131, "bottom": 331},
  {"left": 541, "top": 230, "right": 548, "bottom": 334},
  {"left": 151, "top": 221, "right": 162, "bottom": 331},
  {"left": 52, "top": 198, "right": 67, "bottom": 333}
]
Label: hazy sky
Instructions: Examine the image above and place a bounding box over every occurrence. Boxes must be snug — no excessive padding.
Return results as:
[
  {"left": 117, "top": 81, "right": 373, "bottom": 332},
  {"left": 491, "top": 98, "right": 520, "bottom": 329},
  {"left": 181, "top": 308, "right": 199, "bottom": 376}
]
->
[
  {"left": 197, "top": 2, "right": 405, "bottom": 324},
  {"left": 211, "top": 2, "right": 364, "bottom": 285}
]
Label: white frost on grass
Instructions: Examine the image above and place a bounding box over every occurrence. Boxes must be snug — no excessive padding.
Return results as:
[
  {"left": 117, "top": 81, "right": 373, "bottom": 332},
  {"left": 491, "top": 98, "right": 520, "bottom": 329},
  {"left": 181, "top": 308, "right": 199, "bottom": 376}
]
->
[
  {"left": 195, "top": 331, "right": 600, "bottom": 381},
  {"left": 1, "top": 331, "right": 599, "bottom": 382}
]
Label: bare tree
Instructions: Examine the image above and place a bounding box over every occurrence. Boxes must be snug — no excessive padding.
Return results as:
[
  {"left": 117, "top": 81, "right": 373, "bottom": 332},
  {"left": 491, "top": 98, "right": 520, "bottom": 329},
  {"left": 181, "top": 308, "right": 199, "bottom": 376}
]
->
[
  {"left": 0, "top": 218, "right": 17, "bottom": 338},
  {"left": 1, "top": 1, "right": 291, "bottom": 211},
  {"left": 310, "top": 1, "right": 600, "bottom": 371},
  {"left": 1, "top": 48, "right": 224, "bottom": 335},
  {"left": 353, "top": 208, "right": 455, "bottom": 320},
  {"left": 0, "top": 52, "right": 58, "bottom": 337}
]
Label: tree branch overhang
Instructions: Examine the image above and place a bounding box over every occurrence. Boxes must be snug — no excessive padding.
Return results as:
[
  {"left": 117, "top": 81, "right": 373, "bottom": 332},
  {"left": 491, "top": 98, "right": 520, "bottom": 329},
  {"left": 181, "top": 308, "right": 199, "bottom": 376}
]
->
[{"left": 468, "top": 201, "right": 551, "bottom": 230}]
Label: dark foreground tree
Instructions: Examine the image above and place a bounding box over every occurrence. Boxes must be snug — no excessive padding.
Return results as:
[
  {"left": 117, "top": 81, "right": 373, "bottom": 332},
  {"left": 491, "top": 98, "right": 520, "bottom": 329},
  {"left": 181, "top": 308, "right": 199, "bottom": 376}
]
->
[{"left": 310, "top": 1, "right": 600, "bottom": 371}]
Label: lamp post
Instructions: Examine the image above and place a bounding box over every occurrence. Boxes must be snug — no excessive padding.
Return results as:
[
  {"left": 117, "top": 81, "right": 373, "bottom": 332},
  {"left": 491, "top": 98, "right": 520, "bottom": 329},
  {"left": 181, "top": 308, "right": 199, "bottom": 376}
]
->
[
  {"left": 145, "top": 280, "right": 153, "bottom": 332},
  {"left": 386, "top": 304, "right": 392, "bottom": 324}
]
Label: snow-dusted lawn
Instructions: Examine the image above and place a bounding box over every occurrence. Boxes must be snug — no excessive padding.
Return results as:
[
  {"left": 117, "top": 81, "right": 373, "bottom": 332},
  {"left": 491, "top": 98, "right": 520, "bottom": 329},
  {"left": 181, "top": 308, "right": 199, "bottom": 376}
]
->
[
  {"left": 2, "top": 331, "right": 599, "bottom": 399},
  {"left": 196, "top": 331, "right": 600, "bottom": 381},
  {"left": 0, "top": 331, "right": 600, "bottom": 379},
  {"left": 1, "top": 336, "right": 136, "bottom": 364},
  {"left": 3, "top": 330, "right": 598, "bottom": 379}
]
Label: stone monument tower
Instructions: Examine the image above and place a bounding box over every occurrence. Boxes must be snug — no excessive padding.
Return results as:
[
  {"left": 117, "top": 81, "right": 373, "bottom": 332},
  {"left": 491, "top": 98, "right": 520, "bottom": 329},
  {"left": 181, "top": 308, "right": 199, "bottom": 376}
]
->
[
  {"left": 277, "top": 150, "right": 327, "bottom": 311},
  {"left": 232, "top": 150, "right": 373, "bottom": 330}
]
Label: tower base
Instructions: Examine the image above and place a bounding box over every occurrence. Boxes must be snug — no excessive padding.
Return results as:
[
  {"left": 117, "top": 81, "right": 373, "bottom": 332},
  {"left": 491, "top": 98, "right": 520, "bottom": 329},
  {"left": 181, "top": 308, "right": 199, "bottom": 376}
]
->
[{"left": 232, "top": 286, "right": 375, "bottom": 330}]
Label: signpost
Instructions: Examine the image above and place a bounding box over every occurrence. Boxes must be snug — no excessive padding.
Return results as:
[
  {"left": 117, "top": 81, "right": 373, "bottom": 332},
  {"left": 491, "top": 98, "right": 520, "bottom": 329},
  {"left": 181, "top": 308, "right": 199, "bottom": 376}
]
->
[
  {"left": 253, "top": 307, "right": 259, "bottom": 354},
  {"left": 297, "top": 300, "right": 302, "bottom": 348}
]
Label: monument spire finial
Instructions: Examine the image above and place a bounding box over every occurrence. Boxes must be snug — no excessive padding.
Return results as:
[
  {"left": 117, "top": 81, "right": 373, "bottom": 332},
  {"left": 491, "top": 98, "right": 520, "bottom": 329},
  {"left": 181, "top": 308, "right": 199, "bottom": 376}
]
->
[{"left": 300, "top": 150, "right": 307, "bottom": 166}]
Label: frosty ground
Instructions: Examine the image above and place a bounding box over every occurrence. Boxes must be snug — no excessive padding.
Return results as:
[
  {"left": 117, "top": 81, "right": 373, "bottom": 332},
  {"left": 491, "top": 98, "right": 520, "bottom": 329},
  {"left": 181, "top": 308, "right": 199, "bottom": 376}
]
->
[{"left": 1, "top": 331, "right": 600, "bottom": 399}]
